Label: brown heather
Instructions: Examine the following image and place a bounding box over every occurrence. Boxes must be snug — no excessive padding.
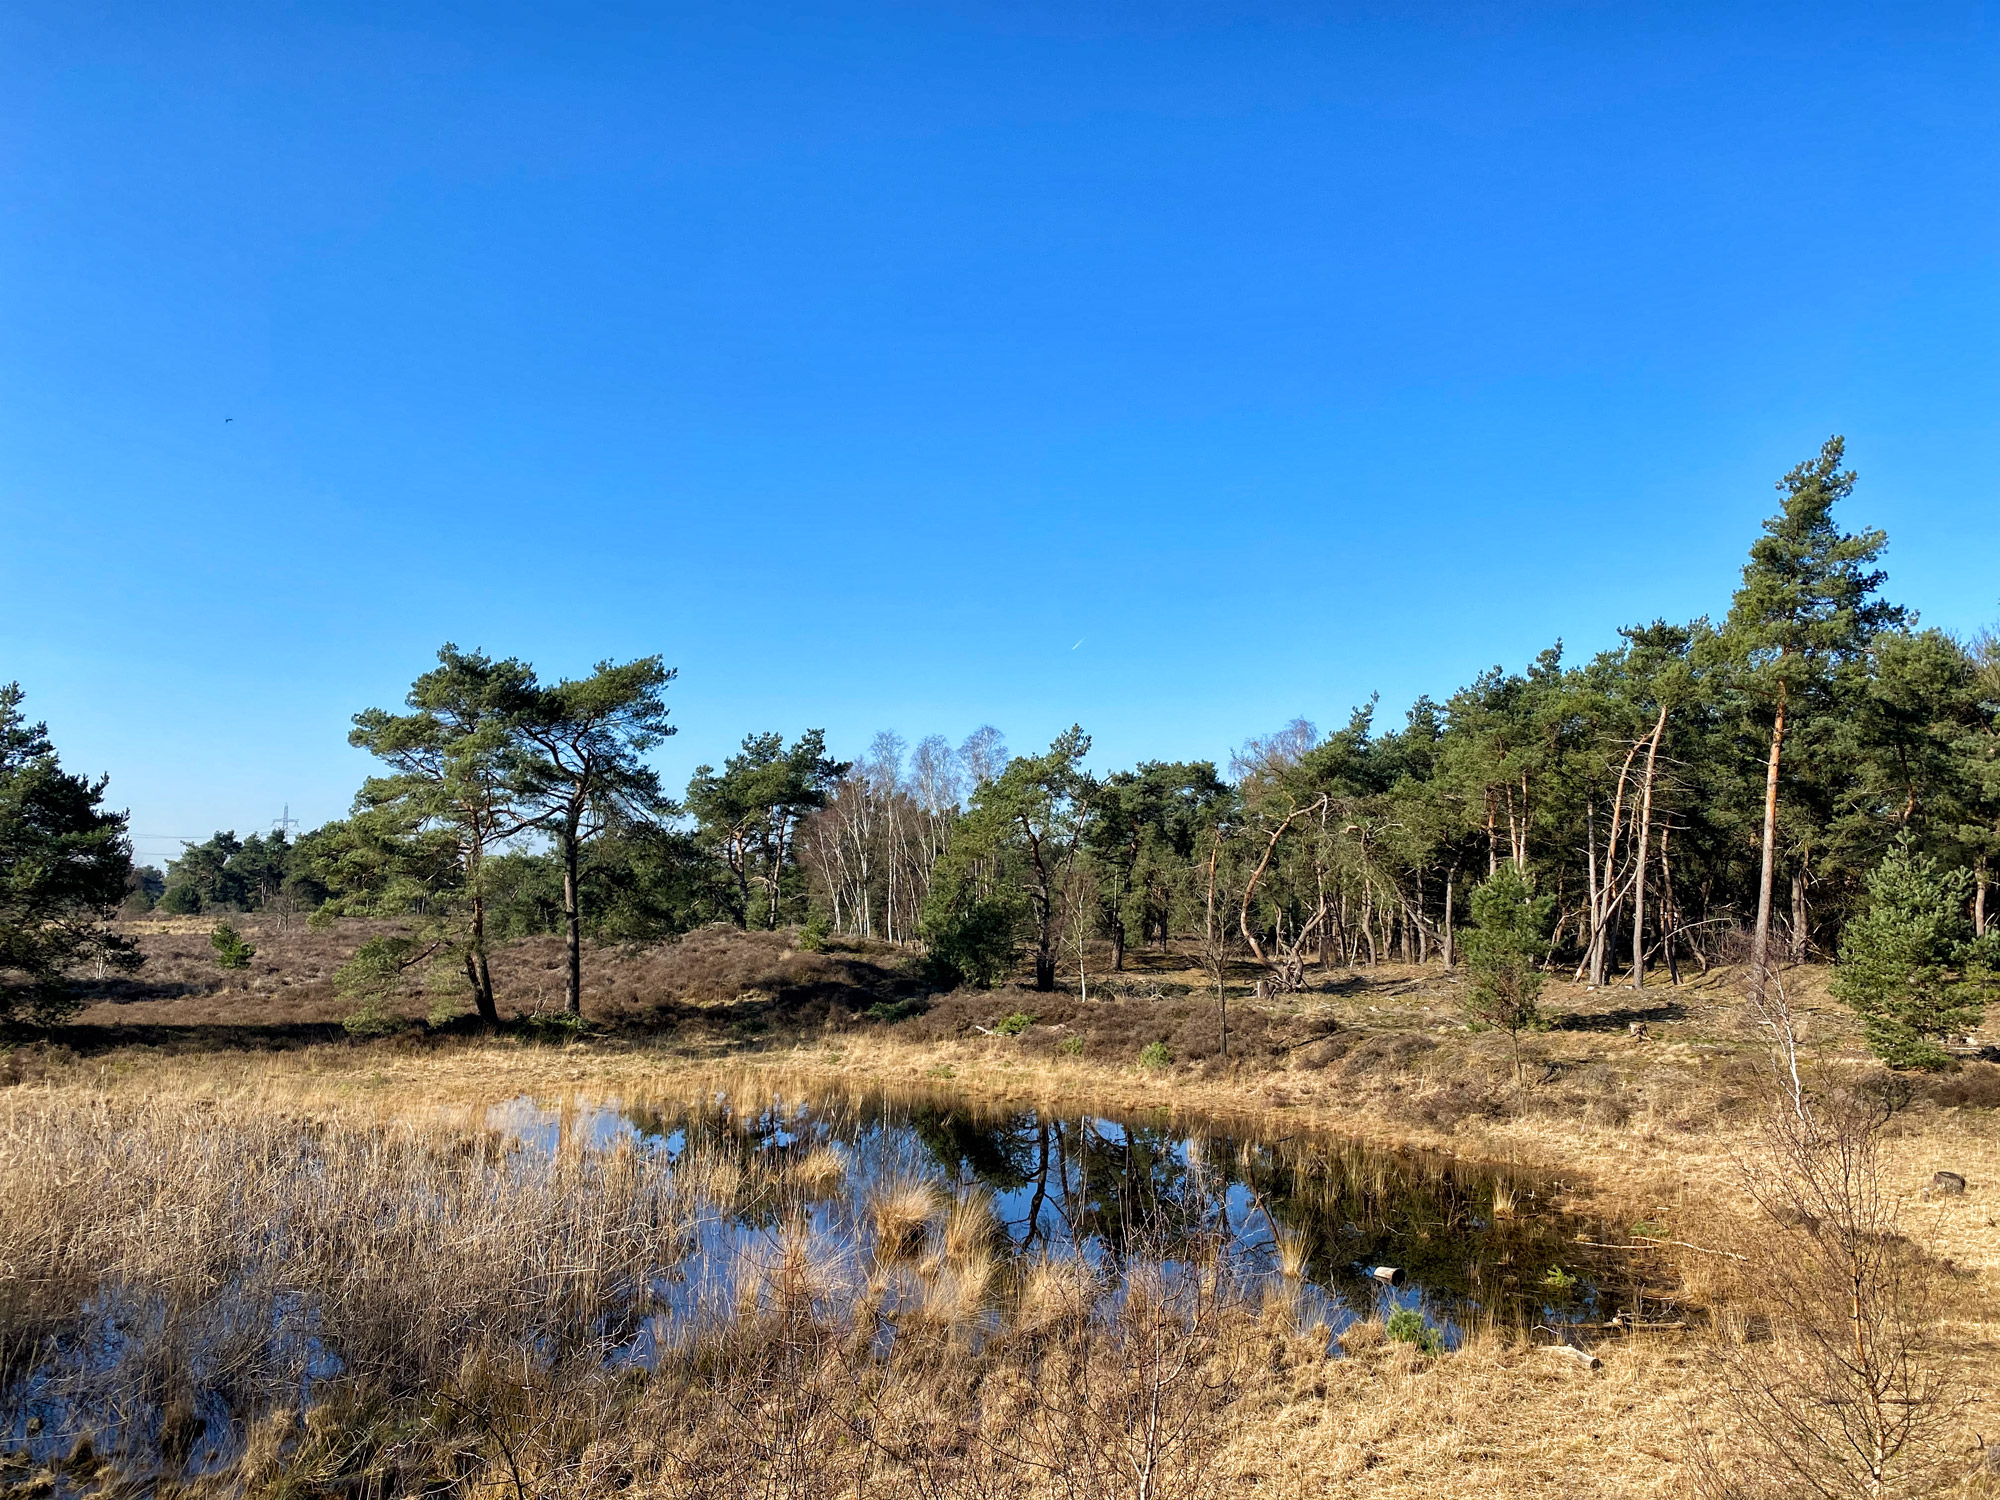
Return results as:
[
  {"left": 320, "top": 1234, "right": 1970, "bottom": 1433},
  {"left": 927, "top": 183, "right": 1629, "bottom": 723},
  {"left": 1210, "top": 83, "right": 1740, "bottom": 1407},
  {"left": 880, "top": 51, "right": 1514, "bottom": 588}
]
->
[{"left": 3, "top": 922, "right": 1999, "bottom": 1496}]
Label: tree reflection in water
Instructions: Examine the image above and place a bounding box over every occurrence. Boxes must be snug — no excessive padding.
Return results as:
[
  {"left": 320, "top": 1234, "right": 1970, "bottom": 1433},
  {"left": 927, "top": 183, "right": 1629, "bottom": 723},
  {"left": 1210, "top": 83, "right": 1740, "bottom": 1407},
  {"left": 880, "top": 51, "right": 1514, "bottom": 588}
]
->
[{"left": 550, "top": 1089, "right": 1630, "bottom": 1342}]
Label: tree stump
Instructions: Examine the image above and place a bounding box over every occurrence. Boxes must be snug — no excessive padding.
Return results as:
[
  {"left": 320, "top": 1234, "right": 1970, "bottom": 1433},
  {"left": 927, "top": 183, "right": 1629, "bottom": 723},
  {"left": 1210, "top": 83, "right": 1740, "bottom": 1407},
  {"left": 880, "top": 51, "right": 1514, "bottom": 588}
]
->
[{"left": 1926, "top": 1170, "right": 1968, "bottom": 1198}]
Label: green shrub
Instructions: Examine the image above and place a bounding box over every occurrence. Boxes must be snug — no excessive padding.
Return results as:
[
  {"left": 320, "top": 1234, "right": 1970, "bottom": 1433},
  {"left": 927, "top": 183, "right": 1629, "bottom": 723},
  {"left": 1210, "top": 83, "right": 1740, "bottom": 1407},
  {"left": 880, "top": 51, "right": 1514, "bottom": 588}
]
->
[
  {"left": 341, "top": 997, "right": 406, "bottom": 1037},
  {"left": 1385, "top": 1306, "right": 1444, "bottom": 1355},
  {"left": 994, "top": 1010, "right": 1037, "bottom": 1037},
  {"left": 799, "top": 911, "right": 832, "bottom": 952},
  {"left": 918, "top": 891, "right": 1020, "bottom": 990},
  {"left": 1058, "top": 1035, "right": 1085, "bottom": 1057},
  {"left": 1459, "top": 865, "right": 1555, "bottom": 1076},
  {"left": 1138, "top": 1041, "right": 1173, "bottom": 1070},
  {"left": 866, "top": 997, "right": 928, "bottom": 1024},
  {"left": 209, "top": 921, "right": 255, "bottom": 970},
  {"left": 1833, "top": 839, "right": 1997, "bottom": 1070},
  {"left": 333, "top": 935, "right": 416, "bottom": 1036},
  {"left": 522, "top": 1011, "right": 594, "bottom": 1043},
  {"left": 160, "top": 882, "right": 202, "bottom": 915}
]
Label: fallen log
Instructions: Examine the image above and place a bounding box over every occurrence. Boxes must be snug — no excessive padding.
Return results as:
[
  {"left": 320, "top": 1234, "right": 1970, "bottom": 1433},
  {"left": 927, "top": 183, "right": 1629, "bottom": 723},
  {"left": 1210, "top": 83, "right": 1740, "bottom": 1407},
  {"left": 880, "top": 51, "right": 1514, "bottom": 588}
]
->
[{"left": 1539, "top": 1344, "right": 1601, "bottom": 1371}]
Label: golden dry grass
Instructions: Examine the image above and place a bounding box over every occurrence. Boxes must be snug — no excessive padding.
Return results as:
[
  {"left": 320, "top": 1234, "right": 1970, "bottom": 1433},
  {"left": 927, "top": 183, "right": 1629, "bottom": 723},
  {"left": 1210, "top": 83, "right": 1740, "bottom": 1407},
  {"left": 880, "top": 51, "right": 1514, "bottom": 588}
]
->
[{"left": 7, "top": 923, "right": 2000, "bottom": 1496}]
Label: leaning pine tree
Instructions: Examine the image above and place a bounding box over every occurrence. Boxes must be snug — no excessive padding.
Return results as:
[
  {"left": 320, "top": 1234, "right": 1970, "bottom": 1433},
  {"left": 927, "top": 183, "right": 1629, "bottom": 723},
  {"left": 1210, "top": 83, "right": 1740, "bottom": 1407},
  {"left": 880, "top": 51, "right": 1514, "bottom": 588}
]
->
[{"left": 1832, "top": 840, "right": 1996, "bottom": 1070}]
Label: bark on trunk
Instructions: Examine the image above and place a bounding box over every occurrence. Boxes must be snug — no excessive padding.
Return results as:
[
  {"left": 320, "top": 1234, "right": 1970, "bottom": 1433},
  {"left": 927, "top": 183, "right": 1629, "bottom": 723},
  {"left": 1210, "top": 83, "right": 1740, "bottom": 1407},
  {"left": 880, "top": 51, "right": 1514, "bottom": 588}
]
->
[
  {"left": 1630, "top": 705, "right": 1667, "bottom": 991},
  {"left": 1660, "top": 821, "right": 1680, "bottom": 985},
  {"left": 1789, "top": 868, "right": 1809, "bottom": 964},
  {"left": 1587, "top": 739, "right": 1642, "bottom": 988},
  {"left": 468, "top": 888, "right": 499, "bottom": 1025},
  {"left": 1749, "top": 684, "right": 1787, "bottom": 1005},
  {"left": 562, "top": 825, "right": 583, "bottom": 1016},
  {"left": 1442, "top": 865, "right": 1456, "bottom": 969},
  {"left": 1033, "top": 952, "right": 1056, "bottom": 991}
]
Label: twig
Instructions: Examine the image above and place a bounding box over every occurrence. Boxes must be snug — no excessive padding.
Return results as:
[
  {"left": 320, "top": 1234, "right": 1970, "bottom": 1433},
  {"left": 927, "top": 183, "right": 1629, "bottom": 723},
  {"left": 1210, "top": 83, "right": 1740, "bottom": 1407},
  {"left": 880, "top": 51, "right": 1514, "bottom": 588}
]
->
[{"left": 1631, "top": 1233, "right": 1747, "bottom": 1262}]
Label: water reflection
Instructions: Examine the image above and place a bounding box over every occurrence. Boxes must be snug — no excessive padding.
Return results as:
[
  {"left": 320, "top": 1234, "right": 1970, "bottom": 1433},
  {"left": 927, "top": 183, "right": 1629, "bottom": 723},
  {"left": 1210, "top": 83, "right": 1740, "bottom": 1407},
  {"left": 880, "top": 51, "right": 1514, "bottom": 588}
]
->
[{"left": 488, "top": 1090, "right": 1622, "bottom": 1346}]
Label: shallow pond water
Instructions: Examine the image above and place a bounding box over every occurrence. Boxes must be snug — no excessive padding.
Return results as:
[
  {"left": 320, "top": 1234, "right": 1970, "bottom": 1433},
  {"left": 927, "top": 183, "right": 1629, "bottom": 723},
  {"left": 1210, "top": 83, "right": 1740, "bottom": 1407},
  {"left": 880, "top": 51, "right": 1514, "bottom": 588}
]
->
[
  {"left": 2, "top": 1084, "right": 1649, "bottom": 1488},
  {"left": 487, "top": 1087, "right": 1632, "bottom": 1349}
]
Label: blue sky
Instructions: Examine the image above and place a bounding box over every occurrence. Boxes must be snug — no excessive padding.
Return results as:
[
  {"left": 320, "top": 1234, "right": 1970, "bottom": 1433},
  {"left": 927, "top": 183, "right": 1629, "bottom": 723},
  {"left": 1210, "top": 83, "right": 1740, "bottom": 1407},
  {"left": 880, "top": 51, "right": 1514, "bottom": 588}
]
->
[{"left": 3, "top": 1, "right": 1997, "bottom": 868}]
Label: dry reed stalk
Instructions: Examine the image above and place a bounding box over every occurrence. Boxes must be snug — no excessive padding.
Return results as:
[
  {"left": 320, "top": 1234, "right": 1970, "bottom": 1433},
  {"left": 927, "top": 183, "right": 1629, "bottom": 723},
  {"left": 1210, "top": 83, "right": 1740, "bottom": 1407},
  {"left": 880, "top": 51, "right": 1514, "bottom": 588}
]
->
[
  {"left": 792, "top": 1143, "right": 848, "bottom": 1197},
  {"left": 942, "top": 1187, "right": 999, "bottom": 1264},
  {"left": 866, "top": 1176, "right": 942, "bottom": 1264},
  {"left": 5, "top": 1004, "right": 1993, "bottom": 1500},
  {"left": 1274, "top": 1227, "right": 1310, "bottom": 1281}
]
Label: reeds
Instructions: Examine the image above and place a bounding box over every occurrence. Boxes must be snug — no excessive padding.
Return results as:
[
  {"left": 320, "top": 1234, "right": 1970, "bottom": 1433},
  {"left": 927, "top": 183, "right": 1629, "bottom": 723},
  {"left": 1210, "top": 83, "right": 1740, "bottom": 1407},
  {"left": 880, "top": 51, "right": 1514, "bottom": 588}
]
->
[
  {"left": 0, "top": 1089, "right": 1264, "bottom": 1498},
  {"left": 865, "top": 1175, "right": 942, "bottom": 1262}
]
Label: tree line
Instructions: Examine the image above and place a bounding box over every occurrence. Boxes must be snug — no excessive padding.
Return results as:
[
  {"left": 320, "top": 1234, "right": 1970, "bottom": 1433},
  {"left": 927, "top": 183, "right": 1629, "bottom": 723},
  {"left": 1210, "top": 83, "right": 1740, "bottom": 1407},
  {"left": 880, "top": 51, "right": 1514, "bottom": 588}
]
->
[{"left": 6, "top": 436, "right": 1996, "bottom": 1057}]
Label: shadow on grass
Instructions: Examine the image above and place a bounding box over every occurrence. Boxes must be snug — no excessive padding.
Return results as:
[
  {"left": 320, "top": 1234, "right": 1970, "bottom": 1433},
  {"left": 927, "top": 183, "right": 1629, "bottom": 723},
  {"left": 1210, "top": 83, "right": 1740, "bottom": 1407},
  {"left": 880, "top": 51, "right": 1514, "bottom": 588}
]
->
[{"left": 1551, "top": 1000, "right": 1687, "bottom": 1032}]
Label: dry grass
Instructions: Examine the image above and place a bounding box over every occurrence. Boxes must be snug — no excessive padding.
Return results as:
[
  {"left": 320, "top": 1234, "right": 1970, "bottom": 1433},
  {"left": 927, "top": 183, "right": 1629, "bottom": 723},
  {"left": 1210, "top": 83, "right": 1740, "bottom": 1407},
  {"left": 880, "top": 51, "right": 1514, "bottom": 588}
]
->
[
  {"left": 0, "top": 1084, "right": 1279, "bottom": 1498},
  {"left": 6, "top": 924, "right": 2000, "bottom": 1496}
]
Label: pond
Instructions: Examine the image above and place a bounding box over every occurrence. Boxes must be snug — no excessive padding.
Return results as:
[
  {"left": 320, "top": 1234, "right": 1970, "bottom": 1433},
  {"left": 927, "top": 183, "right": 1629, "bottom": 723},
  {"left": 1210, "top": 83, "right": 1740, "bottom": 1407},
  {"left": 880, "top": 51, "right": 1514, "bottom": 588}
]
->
[
  {"left": 487, "top": 1086, "right": 1635, "bottom": 1350},
  {"left": 2, "top": 1083, "right": 1652, "bottom": 1488}
]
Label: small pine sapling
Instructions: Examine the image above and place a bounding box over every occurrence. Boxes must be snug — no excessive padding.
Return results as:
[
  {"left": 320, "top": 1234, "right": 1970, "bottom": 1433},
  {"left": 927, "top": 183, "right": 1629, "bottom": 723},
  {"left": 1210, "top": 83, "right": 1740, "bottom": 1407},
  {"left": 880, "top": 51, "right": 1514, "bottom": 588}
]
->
[
  {"left": 1458, "top": 864, "right": 1556, "bottom": 1080},
  {"left": 1833, "top": 839, "right": 1996, "bottom": 1070},
  {"left": 1385, "top": 1306, "right": 1445, "bottom": 1355},
  {"left": 209, "top": 921, "right": 255, "bottom": 970}
]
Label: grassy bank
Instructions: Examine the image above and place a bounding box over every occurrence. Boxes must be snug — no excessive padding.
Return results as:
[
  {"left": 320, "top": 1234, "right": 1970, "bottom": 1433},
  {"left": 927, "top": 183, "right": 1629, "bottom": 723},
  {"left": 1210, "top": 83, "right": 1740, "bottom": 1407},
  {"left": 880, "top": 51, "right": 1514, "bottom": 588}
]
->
[{"left": 4, "top": 921, "right": 1999, "bottom": 1496}]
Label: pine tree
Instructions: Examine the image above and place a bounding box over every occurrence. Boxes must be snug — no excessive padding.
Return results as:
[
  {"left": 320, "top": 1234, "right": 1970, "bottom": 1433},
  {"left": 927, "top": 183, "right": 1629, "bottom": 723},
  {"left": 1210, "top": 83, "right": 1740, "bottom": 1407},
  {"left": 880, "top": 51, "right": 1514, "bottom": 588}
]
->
[
  {"left": 345, "top": 645, "right": 541, "bottom": 1025},
  {"left": 209, "top": 920, "right": 255, "bottom": 970},
  {"left": 0, "top": 683, "right": 139, "bottom": 1022},
  {"left": 516, "top": 658, "right": 677, "bottom": 1017},
  {"left": 1459, "top": 863, "right": 1556, "bottom": 1079},
  {"left": 1722, "top": 437, "right": 1904, "bottom": 1001},
  {"left": 1833, "top": 839, "right": 1996, "bottom": 1069}
]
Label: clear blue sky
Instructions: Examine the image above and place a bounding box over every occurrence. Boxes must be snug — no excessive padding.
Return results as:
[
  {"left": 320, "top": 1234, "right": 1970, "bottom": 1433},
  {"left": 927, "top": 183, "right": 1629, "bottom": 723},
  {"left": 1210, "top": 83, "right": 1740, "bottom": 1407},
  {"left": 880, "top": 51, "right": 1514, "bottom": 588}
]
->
[{"left": 4, "top": 1, "right": 1997, "bottom": 868}]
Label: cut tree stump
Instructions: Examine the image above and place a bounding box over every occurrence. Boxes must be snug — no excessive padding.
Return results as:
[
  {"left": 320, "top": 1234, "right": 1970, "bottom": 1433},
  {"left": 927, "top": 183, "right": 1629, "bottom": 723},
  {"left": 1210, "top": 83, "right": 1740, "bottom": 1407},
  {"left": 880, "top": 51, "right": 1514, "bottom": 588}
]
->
[{"left": 1927, "top": 1171, "right": 1968, "bottom": 1198}]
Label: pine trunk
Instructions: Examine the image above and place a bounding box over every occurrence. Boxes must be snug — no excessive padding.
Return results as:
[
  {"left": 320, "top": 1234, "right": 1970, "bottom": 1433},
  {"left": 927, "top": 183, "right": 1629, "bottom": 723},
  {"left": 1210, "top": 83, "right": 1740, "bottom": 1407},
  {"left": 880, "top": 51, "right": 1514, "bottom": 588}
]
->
[
  {"left": 468, "top": 888, "right": 498, "bottom": 1025},
  {"left": 1749, "top": 685, "right": 1787, "bottom": 1004},
  {"left": 562, "top": 825, "right": 583, "bottom": 1017}
]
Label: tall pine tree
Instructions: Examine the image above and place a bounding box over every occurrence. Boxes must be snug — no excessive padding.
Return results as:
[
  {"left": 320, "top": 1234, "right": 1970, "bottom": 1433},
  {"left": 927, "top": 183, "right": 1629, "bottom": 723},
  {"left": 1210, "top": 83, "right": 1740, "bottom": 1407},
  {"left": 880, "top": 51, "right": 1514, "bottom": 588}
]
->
[{"left": 1722, "top": 437, "right": 1904, "bottom": 1001}]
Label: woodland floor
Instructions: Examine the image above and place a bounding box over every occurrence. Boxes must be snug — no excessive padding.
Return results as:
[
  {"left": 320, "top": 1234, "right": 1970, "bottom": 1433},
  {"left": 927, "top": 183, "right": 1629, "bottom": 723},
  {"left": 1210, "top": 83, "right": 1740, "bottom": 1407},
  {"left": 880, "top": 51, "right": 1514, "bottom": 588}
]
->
[{"left": 8, "top": 918, "right": 2000, "bottom": 1495}]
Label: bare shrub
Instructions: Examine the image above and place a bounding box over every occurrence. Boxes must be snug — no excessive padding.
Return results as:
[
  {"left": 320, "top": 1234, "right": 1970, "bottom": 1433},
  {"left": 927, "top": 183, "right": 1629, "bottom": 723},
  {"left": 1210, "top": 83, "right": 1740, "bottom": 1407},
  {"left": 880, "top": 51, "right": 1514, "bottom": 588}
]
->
[{"left": 1684, "top": 974, "right": 1967, "bottom": 1500}]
